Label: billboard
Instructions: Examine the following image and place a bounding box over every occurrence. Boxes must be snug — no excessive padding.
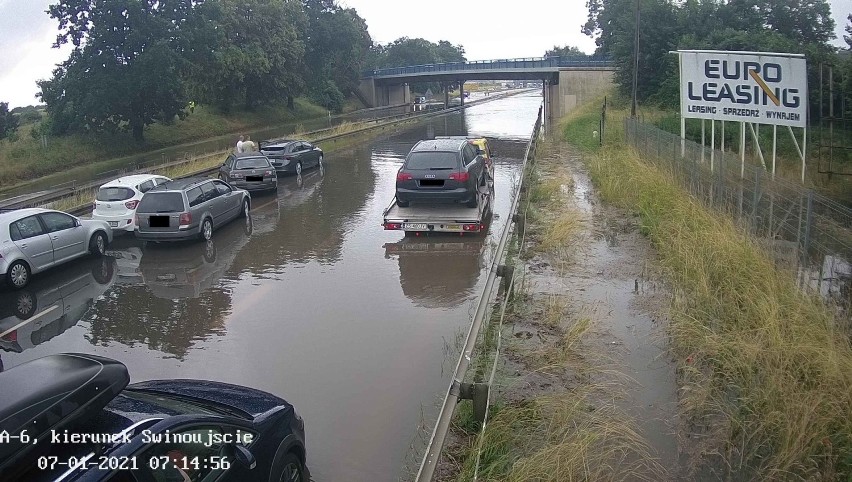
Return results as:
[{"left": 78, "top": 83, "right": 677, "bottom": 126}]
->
[{"left": 678, "top": 50, "right": 807, "bottom": 128}]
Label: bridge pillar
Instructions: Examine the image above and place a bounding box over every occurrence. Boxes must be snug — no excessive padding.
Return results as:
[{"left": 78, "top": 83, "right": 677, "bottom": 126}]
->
[
  {"left": 357, "top": 78, "right": 377, "bottom": 108},
  {"left": 459, "top": 81, "right": 465, "bottom": 106},
  {"left": 443, "top": 82, "right": 449, "bottom": 109}
]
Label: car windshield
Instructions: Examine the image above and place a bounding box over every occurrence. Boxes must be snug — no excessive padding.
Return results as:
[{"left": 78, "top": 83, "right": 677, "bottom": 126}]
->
[
  {"left": 235, "top": 157, "right": 270, "bottom": 169},
  {"left": 123, "top": 389, "right": 250, "bottom": 419},
  {"left": 97, "top": 187, "right": 134, "bottom": 201},
  {"left": 137, "top": 192, "right": 184, "bottom": 213},
  {"left": 405, "top": 151, "right": 459, "bottom": 170}
]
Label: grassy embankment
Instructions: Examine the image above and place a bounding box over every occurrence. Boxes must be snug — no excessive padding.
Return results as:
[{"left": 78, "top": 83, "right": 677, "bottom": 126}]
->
[
  {"left": 569, "top": 97, "right": 852, "bottom": 478},
  {"left": 443, "top": 124, "right": 663, "bottom": 481},
  {"left": 0, "top": 99, "right": 327, "bottom": 189}
]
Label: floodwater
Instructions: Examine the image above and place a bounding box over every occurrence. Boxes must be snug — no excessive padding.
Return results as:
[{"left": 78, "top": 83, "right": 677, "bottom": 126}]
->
[{"left": 0, "top": 93, "right": 542, "bottom": 481}]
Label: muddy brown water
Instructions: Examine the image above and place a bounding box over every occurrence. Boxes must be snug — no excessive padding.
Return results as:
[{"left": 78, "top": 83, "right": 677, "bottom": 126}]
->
[{"left": 0, "top": 93, "right": 542, "bottom": 481}]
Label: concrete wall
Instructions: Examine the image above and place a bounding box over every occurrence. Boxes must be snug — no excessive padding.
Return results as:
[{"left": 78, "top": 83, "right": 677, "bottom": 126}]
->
[
  {"left": 358, "top": 80, "right": 411, "bottom": 108},
  {"left": 549, "top": 69, "right": 615, "bottom": 122},
  {"left": 357, "top": 78, "right": 377, "bottom": 108}
]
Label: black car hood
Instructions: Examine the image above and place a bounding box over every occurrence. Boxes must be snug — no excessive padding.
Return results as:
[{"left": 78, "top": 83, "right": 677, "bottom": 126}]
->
[{"left": 126, "top": 379, "right": 291, "bottom": 419}]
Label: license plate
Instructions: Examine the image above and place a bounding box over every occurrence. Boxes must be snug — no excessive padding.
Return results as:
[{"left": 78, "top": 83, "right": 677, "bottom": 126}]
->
[
  {"left": 246, "top": 176, "right": 263, "bottom": 182},
  {"left": 403, "top": 223, "right": 428, "bottom": 230},
  {"left": 108, "top": 221, "right": 119, "bottom": 227},
  {"left": 444, "top": 224, "right": 461, "bottom": 231},
  {"left": 149, "top": 216, "right": 169, "bottom": 228}
]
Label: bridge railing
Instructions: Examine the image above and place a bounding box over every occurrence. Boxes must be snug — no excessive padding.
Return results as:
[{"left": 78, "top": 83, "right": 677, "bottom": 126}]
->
[{"left": 363, "top": 56, "right": 614, "bottom": 77}]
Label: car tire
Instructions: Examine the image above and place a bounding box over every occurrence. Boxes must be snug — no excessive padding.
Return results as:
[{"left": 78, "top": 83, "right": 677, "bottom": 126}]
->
[
  {"left": 295, "top": 161, "right": 302, "bottom": 176},
  {"left": 89, "top": 232, "right": 107, "bottom": 256},
  {"left": 92, "top": 257, "right": 114, "bottom": 285},
  {"left": 14, "top": 290, "right": 36, "bottom": 319},
  {"left": 277, "top": 453, "right": 304, "bottom": 482},
  {"left": 203, "top": 240, "right": 217, "bottom": 263},
  {"left": 199, "top": 218, "right": 213, "bottom": 241},
  {"left": 6, "top": 260, "right": 30, "bottom": 290},
  {"left": 241, "top": 198, "right": 250, "bottom": 217}
]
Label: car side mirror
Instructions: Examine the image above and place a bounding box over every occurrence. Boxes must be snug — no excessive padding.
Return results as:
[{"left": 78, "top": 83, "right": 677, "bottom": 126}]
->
[{"left": 233, "top": 444, "right": 256, "bottom": 470}]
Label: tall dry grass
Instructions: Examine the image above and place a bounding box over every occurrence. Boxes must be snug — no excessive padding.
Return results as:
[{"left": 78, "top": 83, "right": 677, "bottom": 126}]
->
[{"left": 573, "top": 97, "right": 852, "bottom": 478}]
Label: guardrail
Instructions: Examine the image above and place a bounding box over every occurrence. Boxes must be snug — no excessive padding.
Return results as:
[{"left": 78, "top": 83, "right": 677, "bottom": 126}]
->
[
  {"left": 415, "top": 103, "right": 543, "bottom": 481},
  {"left": 364, "top": 56, "right": 614, "bottom": 77}
]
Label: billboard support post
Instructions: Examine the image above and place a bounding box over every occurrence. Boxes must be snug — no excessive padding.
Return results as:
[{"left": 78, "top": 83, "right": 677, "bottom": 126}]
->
[
  {"left": 681, "top": 116, "right": 686, "bottom": 158},
  {"left": 772, "top": 125, "right": 778, "bottom": 180},
  {"left": 711, "top": 120, "right": 716, "bottom": 172},
  {"left": 701, "top": 119, "right": 706, "bottom": 163},
  {"left": 748, "top": 123, "right": 767, "bottom": 170},
  {"left": 741, "top": 121, "right": 746, "bottom": 178}
]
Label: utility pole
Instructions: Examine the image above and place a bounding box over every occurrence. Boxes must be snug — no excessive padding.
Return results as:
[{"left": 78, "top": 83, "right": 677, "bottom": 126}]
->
[{"left": 631, "top": 0, "right": 640, "bottom": 117}]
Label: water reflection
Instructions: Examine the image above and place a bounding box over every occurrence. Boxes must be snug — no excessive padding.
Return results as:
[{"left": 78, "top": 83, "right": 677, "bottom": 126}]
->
[
  {"left": 384, "top": 234, "right": 489, "bottom": 308},
  {"left": 0, "top": 256, "right": 116, "bottom": 353}
]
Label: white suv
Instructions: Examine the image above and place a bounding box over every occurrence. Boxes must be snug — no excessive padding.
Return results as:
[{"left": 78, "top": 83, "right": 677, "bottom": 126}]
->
[{"left": 92, "top": 174, "right": 171, "bottom": 232}]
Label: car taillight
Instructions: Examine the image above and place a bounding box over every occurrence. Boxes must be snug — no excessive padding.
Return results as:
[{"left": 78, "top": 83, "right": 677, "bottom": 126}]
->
[
  {"left": 463, "top": 223, "right": 480, "bottom": 232},
  {"left": 384, "top": 223, "right": 402, "bottom": 230},
  {"left": 125, "top": 200, "right": 139, "bottom": 210},
  {"left": 179, "top": 212, "right": 192, "bottom": 226},
  {"left": 397, "top": 172, "right": 413, "bottom": 181},
  {"left": 1, "top": 330, "right": 16, "bottom": 342},
  {"left": 450, "top": 172, "right": 469, "bottom": 182}
]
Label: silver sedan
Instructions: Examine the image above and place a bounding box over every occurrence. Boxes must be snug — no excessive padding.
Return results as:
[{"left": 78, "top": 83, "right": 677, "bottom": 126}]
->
[{"left": 0, "top": 208, "right": 113, "bottom": 289}]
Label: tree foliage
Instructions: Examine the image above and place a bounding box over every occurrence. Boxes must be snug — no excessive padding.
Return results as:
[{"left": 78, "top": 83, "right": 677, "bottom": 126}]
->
[
  {"left": 303, "top": 0, "right": 371, "bottom": 111},
  {"left": 545, "top": 45, "right": 585, "bottom": 58},
  {"left": 372, "top": 37, "right": 466, "bottom": 68},
  {"left": 0, "top": 102, "right": 19, "bottom": 140},
  {"left": 40, "top": 0, "right": 196, "bottom": 141}
]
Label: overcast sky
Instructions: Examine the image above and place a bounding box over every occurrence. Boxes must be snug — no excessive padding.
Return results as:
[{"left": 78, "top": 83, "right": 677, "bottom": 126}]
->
[{"left": 0, "top": 0, "right": 848, "bottom": 108}]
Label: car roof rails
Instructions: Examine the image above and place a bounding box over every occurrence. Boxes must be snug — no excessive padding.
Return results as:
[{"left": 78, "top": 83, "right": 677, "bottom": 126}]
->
[{"left": 0, "top": 353, "right": 129, "bottom": 476}]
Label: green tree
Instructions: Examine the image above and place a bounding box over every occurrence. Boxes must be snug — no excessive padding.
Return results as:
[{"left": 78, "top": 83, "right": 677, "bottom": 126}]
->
[
  {"left": 0, "top": 102, "right": 19, "bottom": 140},
  {"left": 40, "top": 0, "right": 196, "bottom": 142},
  {"left": 545, "top": 45, "right": 585, "bottom": 58},
  {"left": 199, "top": 0, "right": 308, "bottom": 112},
  {"left": 303, "top": 0, "right": 372, "bottom": 111}
]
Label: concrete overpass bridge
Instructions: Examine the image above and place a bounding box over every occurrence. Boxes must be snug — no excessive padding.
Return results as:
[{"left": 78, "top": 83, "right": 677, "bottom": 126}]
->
[{"left": 357, "top": 56, "right": 617, "bottom": 122}]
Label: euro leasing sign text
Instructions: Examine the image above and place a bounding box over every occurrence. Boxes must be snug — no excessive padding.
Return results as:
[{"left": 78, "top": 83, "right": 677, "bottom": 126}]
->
[{"left": 679, "top": 51, "right": 807, "bottom": 128}]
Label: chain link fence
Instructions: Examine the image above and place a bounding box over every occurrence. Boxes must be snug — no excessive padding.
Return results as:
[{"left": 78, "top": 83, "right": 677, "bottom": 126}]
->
[{"left": 625, "top": 118, "right": 852, "bottom": 317}]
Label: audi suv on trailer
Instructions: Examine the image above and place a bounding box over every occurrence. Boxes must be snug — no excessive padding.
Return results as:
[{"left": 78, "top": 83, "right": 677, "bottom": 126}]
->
[
  {"left": 134, "top": 178, "right": 251, "bottom": 242},
  {"left": 395, "top": 138, "right": 487, "bottom": 207},
  {"left": 0, "top": 208, "right": 112, "bottom": 290}
]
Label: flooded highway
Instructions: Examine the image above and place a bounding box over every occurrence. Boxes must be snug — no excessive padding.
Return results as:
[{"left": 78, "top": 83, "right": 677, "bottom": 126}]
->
[{"left": 0, "top": 92, "right": 541, "bottom": 481}]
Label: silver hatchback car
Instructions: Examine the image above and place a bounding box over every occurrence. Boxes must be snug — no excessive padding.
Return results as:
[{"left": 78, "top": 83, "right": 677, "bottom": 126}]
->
[
  {"left": 0, "top": 208, "right": 113, "bottom": 289},
  {"left": 134, "top": 178, "right": 251, "bottom": 242}
]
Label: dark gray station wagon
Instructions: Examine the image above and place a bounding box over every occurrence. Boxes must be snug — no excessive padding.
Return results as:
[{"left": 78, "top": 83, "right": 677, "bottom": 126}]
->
[
  {"left": 259, "top": 140, "right": 323, "bottom": 176},
  {"left": 134, "top": 178, "right": 250, "bottom": 242}
]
